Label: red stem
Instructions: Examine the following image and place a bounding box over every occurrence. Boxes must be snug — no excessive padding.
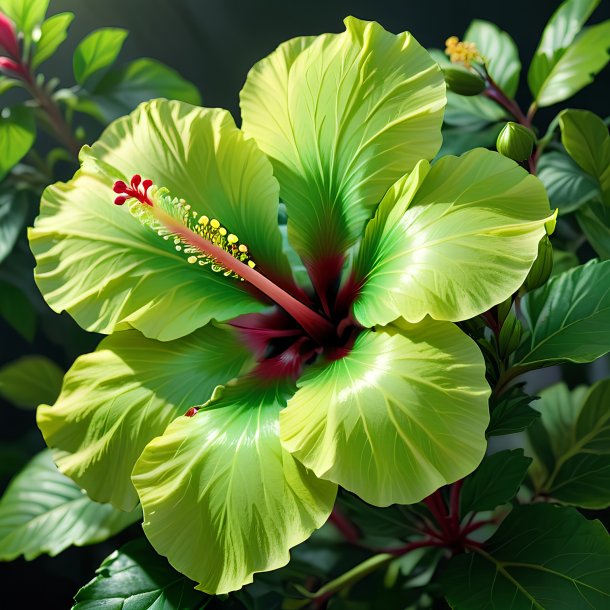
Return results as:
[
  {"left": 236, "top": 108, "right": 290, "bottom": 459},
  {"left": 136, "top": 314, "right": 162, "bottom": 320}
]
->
[
  {"left": 449, "top": 480, "right": 463, "bottom": 531},
  {"left": 328, "top": 507, "right": 361, "bottom": 544}
]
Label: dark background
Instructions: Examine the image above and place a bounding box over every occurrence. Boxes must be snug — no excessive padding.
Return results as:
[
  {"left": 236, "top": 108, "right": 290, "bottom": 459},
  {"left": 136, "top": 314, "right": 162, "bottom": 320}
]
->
[{"left": 1, "top": 0, "right": 609, "bottom": 607}]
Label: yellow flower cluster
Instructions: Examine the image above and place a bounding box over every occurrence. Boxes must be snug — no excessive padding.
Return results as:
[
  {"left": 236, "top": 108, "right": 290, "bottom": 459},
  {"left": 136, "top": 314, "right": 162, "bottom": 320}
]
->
[{"left": 445, "top": 36, "right": 481, "bottom": 68}]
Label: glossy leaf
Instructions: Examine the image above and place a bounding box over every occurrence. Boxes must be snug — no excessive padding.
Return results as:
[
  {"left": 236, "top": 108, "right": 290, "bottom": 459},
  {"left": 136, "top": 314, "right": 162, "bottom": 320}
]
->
[
  {"left": 0, "top": 450, "right": 140, "bottom": 561},
  {"left": 0, "top": 0, "right": 48, "bottom": 37},
  {"left": 0, "top": 354, "right": 63, "bottom": 408},
  {"left": 0, "top": 106, "right": 36, "bottom": 182},
  {"left": 241, "top": 17, "right": 445, "bottom": 266},
  {"left": 353, "top": 149, "right": 552, "bottom": 327},
  {"left": 487, "top": 384, "right": 540, "bottom": 437},
  {"left": 80, "top": 58, "right": 202, "bottom": 123},
  {"left": 280, "top": 318, "right": 489, "bottom": 507},
  {"left": 132, "top": 378, "right": 336, "bottom": 594},
  {"left": 527, "top": 380, "right": 610, "bottom": 508},
  {"left": 460, "top": 449, "right": 531, "bottom": 515},
  {"left": 30, "top": 99, "right": 290, "bottom": 341},
  {"left": 31, "top": 12, "right": 74, "bottom": 68},
  {"left": 516, "top": 259, "right": 610, "bottom": 368},
  {"left": 37, "top": 324, "right": 251, "bottom": 511},
  {"left": 578, "top": 200, "right": 610, "bottom": 259},
  {"left": 560, "top": 109, "right": 610, "bottom": 203},
  {"left": 464, "top": 20, "right": 520, "bottom": 97},
  {"left": 72, "top": 539, "right": 208, "bottom": 610},
  {"left": 537, "top": 151, "right": 600, "bottom": 214},
  {"left": 73, "top": 27, "right": 128, "bottom": 85},
  {"left": 530, "top": 15, "right": 610, "bottom": 107},
  {"left": 0, "top": 188, "right": 28, "bottom": 263},
  {"left": 443, "top": 504, "right": 610, "bottom": 609}
]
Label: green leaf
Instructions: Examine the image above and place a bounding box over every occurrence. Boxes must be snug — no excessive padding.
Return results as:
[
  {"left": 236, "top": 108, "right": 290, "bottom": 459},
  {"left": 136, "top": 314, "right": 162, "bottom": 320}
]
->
[
  {"left": 0, "top": 450, "right": 140, "bottom": 561},
  {"left": 77, "top": 58, "right": 201, "bottom": 123},
  {"left": 552, "top": 248, "right": 579, "bottom": 276},
  {"left": 72, "top": 538, "right": 208, "bottom": 610},
  {"left": 30, "top": 99, "right": 289, "bottom": 341},
  {"left": 280, "top": 318, "right": 489, "bottom": 507},
  {"left": 0, "top": 355, "right": 63, "bottom": 409},
  {"left": 527, "top": 380, "right": 610, "bottom": 508},
  {"left": 537, "top": 151, "right": 600, "bottom": 214},
  {"left": 464, "top": 20, "right": 521, "bottom": 97},
  {"left": 0, "top": 279, "right": 36, "bottom": 341},
  {"left": 0, "top": 76, "right": 19, "bottom": 95},
  {"left": 132, "top": 378, "right": 336, "bottom": 594},
  {"left": 37, "top": 323, "right": 252, "bottom": 511},
  {"left": 515, "top": 259, "right": 610, "bottom": 368},
  {"left": 0, "top": 106, "right": 36, "bottom": 182},
  {"left": 0, "top": 0, "right": 48, "bottom": 37},
  {"left": 460, "top": 449, "right": 531, "bottom": 515},
  {"left": 31, "top": 12, "right": 74, "bottom": 68},
  {"left": 487, "top": 384, "right": 540, "bottom": 436},
  {"left": 578, "top": 200, "right": 610, "bottom": 258},
  {"left": 0, "top": 187, "right": 28, "bottom": 263},
  {"left": 530, "top": 17, "right": 610, "bottom": 107},
  {"left": 353, "top": 150, "right": 552, "bottom": 328},
  {"left": 73, "top": 27, "right": 128, "bottom": 85},
  {"left": 443, "top": 503, "right": 610, "bottom": 609},
  {"left": 560, "top": 109, "right": 610, "bottom": 202},
  {"left": 241, "top": 17, "right": 445, "bottom": 268}
]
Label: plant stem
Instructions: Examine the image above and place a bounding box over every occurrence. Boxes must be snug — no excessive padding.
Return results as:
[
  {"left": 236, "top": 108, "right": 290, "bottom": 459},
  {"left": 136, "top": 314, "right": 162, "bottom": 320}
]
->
[
  {"left": 449, "top": 480, "right": 463, "bottom": 531},
  {"left": 329, "top": 507, "right": 361, "bottom": 543}
]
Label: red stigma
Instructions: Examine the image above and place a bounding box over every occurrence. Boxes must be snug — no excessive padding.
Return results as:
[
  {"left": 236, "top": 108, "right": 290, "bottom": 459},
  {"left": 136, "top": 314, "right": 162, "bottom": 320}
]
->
[
  {"left": 113, "top": 174, "right": 154, "bottom": 206},
  {"left": 185, "top": 407, "right": 199, "bottom": 417}
]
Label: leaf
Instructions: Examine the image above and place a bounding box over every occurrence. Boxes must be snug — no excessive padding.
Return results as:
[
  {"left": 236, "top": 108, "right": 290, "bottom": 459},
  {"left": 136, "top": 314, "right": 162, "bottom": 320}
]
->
[
  {"left": 132, "top": 378, "right": 336, "bottom": 594},
  {"left": 515, "top": 259, "right": 610, "bottom": 368},
  {"left": 527, "top": 380, "right": 610, "bottom": 508},
  {"left": 73, "top": 27, "right": 128, "bottom": 85},
  {"left": 280, "top": 318, "right": 489, "bottom": 507},
  {"left": 30, "top": 99, "right": 288, "bottom": 341},
  {"left": 31, "top": 12, "right": 74, "bottom": 68},
  {"left": 0, "top": 187, "right": 28, "bottom": 263},
  {"left": 0, "top": 0, "right": 49, "bottom": 37},
  {"left": 37, "top": 324, "right": 252, "bottom": 511},
  {"left": 0, "top": 279, "right": 36, "bottom": 341},
  {"left": 78, "top": 58, "right": 202, "bottom": 123},
  {"left": 0, "top": 354, "right": 63, "bottom": 409},
  {"left": 442, "top": 503, "right": 610, "bottom": 609},
  {"left": 464, "top": 20, "right": 521, "bottom": 97},
  {"left": 460, "top": 450, "right": 531, "bottom": 515},
  {"left": 537, "top": 151, "right": 600, "bottom": 214},
  {"left": 487, "top": 384, "right": 540, "bottom": 437},
  {"left": 72, "top": 538, "right": 208, "bottom": 610},
  {"left": 578, "top": 200, "right": 610, "bottom": 259},
  {"left": 241, "top": 17, "right": 445, "bottom": 268},
  {"left": 552, "top": 248, "right": 579, "bottom": 276},
  {"left": 0, "top": 450, "right": 140, "bottom": 561},
  {"left": 560, "top": 109, "right": 610, "bottom": 202},
  {"left": 0, "top": 106, "right": 36, "bottom": 182},
  {"left": 0, "top": 76, "right": 19, "bottom": 95},
  {"left": 530, "top": 18, "right": 610, "bottom": 107},
  {"left": 353, "top": 150, "right": 552, "bottom": 328}
]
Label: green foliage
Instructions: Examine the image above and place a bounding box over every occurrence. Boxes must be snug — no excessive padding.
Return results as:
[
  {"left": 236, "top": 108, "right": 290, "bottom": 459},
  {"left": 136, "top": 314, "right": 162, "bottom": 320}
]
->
[
  {"left": 0, "top": 354, "right": 63, "bottom": 408},
  {"left": 578, "top": 200, "right": 610, "bottom": 259},
  {"left": 0, "top": 0, "right": 48, "bottom": 38},
  {"left": 0, "top": 107, "right": 36, "bottom": 182},
  {"left": 72, "top": 539, "right": 208, "bottom": 610},
  {"left": 487, "top": 384, "right": 540, "bottom": 437},
  {"left": 31, "top": 12, "right": 74, "bottom": 68},
  {"left": 73, "top": 27, "right": 129, "bottom": 85},
  {"left": 0, "top": 187, "right": 28, "bottom": 263},
  {"left": 443, "top": 504, "right": 610, "bottom": 609},
  {"left": 0, "top": 450, "right": 140, "bottom": 560}
]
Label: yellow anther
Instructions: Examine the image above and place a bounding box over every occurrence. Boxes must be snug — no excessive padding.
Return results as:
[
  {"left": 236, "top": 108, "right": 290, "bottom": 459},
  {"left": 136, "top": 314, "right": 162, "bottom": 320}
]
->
[
  {"left": 248, "top": 260, "right": 256, "bottom": 268},
  {"left": 238, "top": 244, "right": 248, "bottom": 253},
  {"left": 444, "top": 36, "right": 481, "bottom": 68},
  {"left": 227, "top": 234, "right": 238, "bottom": 244},
  {"left": 219, "top": 227, "right": 227, "bottom": 236},
  {"left": 199, "top": 215, "right": 209, "bottom": 226},
  {"left": 210, "top": 219, "right": 220, "bottom": 229},
  {"left": 187, "top": 256, "right": 197, "bottom": 264}
]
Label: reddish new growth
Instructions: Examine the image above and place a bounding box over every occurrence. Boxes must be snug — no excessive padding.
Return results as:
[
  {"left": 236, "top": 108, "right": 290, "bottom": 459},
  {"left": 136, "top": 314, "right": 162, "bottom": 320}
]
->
[{"left": 113, "top": 175, "right": 154, "bottom": 206}]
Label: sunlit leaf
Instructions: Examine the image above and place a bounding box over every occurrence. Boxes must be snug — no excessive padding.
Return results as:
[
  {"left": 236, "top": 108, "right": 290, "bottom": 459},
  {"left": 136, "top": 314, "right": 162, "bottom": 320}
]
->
[{"left": 73, "top": 27, "right": 128, "bottom": 85}]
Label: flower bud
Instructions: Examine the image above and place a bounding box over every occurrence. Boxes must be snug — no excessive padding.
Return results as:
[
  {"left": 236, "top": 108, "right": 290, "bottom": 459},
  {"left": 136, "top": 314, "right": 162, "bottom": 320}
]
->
[
  {"left": 443, "top": 67, "right": 486, "bottom": 96},
  {"left": 498, "top": 308, "right": 522, "bottom": 359},
  {"left": 524, "top": 235, "right": 553, "bottom": 292},
  {"left": 496, "top": 122, "right": 536, "bottom": 162},
  {"left": 0, "top": 12, "right": 20, "bottom": 59}
]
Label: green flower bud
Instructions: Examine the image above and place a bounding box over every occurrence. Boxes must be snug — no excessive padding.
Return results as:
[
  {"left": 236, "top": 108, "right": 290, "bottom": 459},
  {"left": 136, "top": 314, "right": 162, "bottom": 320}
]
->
[
  {"left": 443, "top": 67, "right": 486, "bottom": 96},
  {"left": 498, "top": 308, "right": 522, "bottom": 359},
  {"left": 496, "top": 122, "right": 536, "bottom": 162},
  {"left": 524, "top": 235, "right": 553, "bottom": 292}
]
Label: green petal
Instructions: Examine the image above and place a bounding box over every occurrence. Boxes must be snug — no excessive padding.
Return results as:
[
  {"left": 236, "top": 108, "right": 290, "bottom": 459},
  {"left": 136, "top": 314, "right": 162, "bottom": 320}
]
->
[
  {"left": 280, "top": 318, "right": 489, "bottom": 506},
  {"left": 240, "top": 17, "right": 445, "bottom": 265},
  {"left": 30, "top": 99, "right": 290, "bottom": 341},
  {"left": 132, "top": 378, "right": 336, "bottom": 594},
  {"left": 353, "top": 149, "right": 554, "bottom": 327},
  {"left": 37, "top": 324, "right": 252, "bottom": 511}
]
